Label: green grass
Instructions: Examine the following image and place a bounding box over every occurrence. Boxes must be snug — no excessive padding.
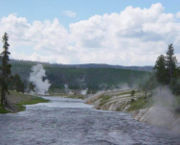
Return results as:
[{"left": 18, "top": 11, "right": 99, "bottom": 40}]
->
[
  {"left": 48, "top": 92, "right": 85, "bottom": 99},
  {"left": 127, "top": 96, "right": 152, "bottom": 111},
  {"left": 0, "top": 105, "right": 9, "bottom": 113},
  {"left": 115, "top": 91, "right": 133, "bottom": 96},
  {"left": 18, "top": 96, "right": 49, "bottom": 105},
  {"left": 64, "top": 94, "right": 85, "bottom": 99},
  {"left": 48, "top": 92, "right": 65, "bottom": 96},
  {"left": 99, "top": 95, "right": 111, "bottom": 106},
  {"left": 0, "top": 91, "right": 49, "bottom": 113},
  {"left": 16, "top": 96, "right": 49, "bottom": 111},
  {"left": 127, "top": 94, "right": 179, "bottom": 112}
]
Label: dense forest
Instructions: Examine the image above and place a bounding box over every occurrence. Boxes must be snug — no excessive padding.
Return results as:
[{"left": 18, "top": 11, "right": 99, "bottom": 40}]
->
[{"left": 10, "top": 60, "right": 149, "bottom": 92}]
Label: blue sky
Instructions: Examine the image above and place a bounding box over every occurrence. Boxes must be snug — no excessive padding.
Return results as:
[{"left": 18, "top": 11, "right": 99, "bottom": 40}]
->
[
  {"left": 0, "top": 0, "right": 179, "bottom": 27},
  {"left": 0, "top": 1, "right": 180, "bottom": 65}
]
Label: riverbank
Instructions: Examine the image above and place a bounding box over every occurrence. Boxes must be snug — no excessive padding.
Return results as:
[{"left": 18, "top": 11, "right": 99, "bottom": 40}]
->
[
  {"left": 0, "top": 91, "right": 49, "bottom": 113},
  {"left": 85, "top": 89, "right": 180, "bottom": 133},
  {"left": 86, "top": 89, "right": 147, "bottom": 111},
  {"left": 1, "top": 96, "right": 179, "bottom": 145},
  {"left": 48, "top": 92, "right": 85, "bottom": 99}
]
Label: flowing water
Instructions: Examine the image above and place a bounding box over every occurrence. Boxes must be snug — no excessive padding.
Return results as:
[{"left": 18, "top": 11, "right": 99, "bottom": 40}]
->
[{"left": 0, "top": 97, "right": 180, "bottom": 145}]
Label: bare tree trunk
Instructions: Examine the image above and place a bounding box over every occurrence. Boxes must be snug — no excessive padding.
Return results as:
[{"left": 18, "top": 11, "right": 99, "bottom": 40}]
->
[
  {"left": 1, "top": 88, "right": 4, "bottom": 107},
  {"left": 1, "top": 87, "right": 6, "bottom": 107}
]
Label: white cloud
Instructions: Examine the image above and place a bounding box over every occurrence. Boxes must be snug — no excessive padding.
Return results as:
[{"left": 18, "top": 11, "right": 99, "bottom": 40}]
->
[
  {"left": 62, "top": 10, "right": 77, "bottom": 18},
  {"left": 0, "top": 3, "right": 180, "bottom": 66},
  {"left": 176, "top": 12, "right": 180, "bottom": 19}
]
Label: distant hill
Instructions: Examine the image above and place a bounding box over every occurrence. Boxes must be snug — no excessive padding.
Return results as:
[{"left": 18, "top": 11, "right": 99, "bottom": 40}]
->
[
  {"left": 10, "top": 59, "right": 153, "bottom": 71},
  {"left": 10, "top": 59, "right": 151, "bottom": 92},
  {"left": 54, "top": 63, "right": 153, "bottom": 72}
]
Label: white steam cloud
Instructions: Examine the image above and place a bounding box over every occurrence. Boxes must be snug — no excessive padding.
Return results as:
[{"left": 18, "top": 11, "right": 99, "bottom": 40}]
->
[
  {"left": 139, "top": 86, "right": 180, "bottom": 133},
  {"left": 29, "top": 64, "right": 51, "bottom": 95}
]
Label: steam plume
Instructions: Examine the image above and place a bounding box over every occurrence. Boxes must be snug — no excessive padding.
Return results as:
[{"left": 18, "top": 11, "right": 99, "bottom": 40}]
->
[
  {"left": 29, "top": 64, "right": 51, "bottom": 95},
  {"left": 140, "top": 86, "right": 180, "bottom": 132}
]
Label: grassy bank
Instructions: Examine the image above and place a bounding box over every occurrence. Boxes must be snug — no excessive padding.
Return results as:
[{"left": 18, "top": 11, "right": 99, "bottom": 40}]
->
[
  {"left": 0, "top": 91, "right": 49, "bottom": 113},
  {"left": 0, "top": 105, "right": 9, "bottom": 113},
  {"left": 86, "top": 89, "right": 180, "bottom": 113},
  {"left": 48, "top": 92, "right": 85, "bottom": 99},
  {"left": 127, "top": 96, "right": 152, "bottom": 111},
  {"left": 64, "top": 94, "right": 85, "bottom": 99},
  {"left": 86, "top": 89, "right": 150, "bottom": 112}
]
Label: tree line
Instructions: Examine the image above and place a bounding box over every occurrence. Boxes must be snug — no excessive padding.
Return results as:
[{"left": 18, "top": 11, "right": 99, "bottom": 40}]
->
[
  {"left": 154, "top": 44, "right": 180, "bottom": 95},
  {"left": 140, "top": 44, "right": 180, "bottom": 97}
]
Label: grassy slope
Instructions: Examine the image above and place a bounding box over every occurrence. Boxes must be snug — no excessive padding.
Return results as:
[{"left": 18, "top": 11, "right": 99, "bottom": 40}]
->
[
  {"left": 86, "top": 89, "right": 152, "bottom": 112},
  {"left": 127, "top": 96, "right": 152, "bottom": 111},
  {"left": 87, "top": 89, "right": 180, "bottom": 113},
  {"left": 0, "top": 91, "right": 49, "bottom": 113}
]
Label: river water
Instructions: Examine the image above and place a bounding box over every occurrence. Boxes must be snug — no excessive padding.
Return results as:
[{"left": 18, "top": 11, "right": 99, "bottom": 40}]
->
[{"left": 0, "top": 97, "right": 180, "bottom": 145}]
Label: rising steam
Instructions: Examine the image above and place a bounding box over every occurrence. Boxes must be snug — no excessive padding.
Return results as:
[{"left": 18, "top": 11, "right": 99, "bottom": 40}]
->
[
  {"left": 29, "top": 64, "right": 51, "bottom": 95},
  {"left": 139, "top": 86, "right": 180, "bottom": 133}
]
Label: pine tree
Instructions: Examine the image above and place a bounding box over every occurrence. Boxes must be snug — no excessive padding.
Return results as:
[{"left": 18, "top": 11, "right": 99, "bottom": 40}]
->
[
  {"left": 0, "top": 33, "right": 11, "bottom": 107},
  {"left": 154, "top": 44, "right": 180, "bottom": 94},
  {"left": 10, "top": 74, "right": 25, "bottom": 93},
  {"left": 154, "top": 55, "right": 168, "bottom": 84},
  {"left": 166, "top": 44, "right": 177, "bottom": 84}
]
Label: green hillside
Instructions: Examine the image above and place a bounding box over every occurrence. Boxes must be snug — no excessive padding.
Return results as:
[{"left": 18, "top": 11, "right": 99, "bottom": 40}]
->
[{"left": 10, "top": 60, "right": 150, "bottom": 92}]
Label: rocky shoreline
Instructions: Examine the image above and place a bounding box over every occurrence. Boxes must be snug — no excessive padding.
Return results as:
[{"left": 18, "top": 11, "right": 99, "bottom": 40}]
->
[{"left": 85, "top": 89, "right": 180, "bottom": 133}]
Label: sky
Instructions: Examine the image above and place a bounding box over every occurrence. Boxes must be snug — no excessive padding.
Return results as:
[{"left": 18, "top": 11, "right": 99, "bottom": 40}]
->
[{"left": 0, "top": 0, "right": 180, "bottom": 66}]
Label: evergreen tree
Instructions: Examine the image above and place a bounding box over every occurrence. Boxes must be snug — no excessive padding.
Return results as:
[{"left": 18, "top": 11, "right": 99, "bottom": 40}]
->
[
  {"left": 171, "top": 66, "right": 180, "bottom": 95},
  {"left": 10, "top": 74, "right": 25, "bottom": 93},
  {"left": 154, "top": 44, "right": 180, "bottom": 95},
  {"left": 154, "top": 55, "right": 168, "bottom": 84},
  {"left": 166, "top": 44, "right": 177, "bottom": 84},
  {"left": 0, "top": 33, "right": 11, "bottom": 107}
]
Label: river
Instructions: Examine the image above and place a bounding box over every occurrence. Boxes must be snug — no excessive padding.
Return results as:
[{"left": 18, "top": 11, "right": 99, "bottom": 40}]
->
[{"left": 0, "top": 97, "right": 180, "bottom": 145}]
